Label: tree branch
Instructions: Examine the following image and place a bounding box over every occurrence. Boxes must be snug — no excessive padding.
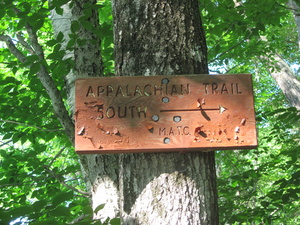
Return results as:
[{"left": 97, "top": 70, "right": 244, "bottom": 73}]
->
[
  {"left": 24, "top": 23, "right": 45, "bottom": 58},
  {"left": 207, "top": 21, "right": 236, "bottom": 54},
  {"left": 0, "top": 140, "right": 13, "bottom": 148},
  {"left": 262, "top": 53, "right": 300, "bottom": 109},
  {"left": 0, "top": 17, "right": 75, "bottom": 145},
  {"left": 0, "top": 34, "right": 27, "bottom": 63},
  {"left": 0, "top": 119, "right": 64, "bottom": 132},
  {"left": 44, "top": 165, "right": 92, "bottom": 197},
  {"left": 276, "top": 1, "right": 299, "bottom": 12},
  {"left": 24, "top": 20, "right": 75, "bottom": 144},
  {"left": 67, "top": 214, "right": 91, "bottom": 224},
  {"left": 208, "top": 41, "right": 243, "bottom": 64},
  {"left": 225, "top": 62, "right": 244, "bottom": 74},
  {"left": 49, "top": 147, "right": 66, "bottom": 167},
  {"left": 16, "top": 32, "right": 35, "bottom": 54}
]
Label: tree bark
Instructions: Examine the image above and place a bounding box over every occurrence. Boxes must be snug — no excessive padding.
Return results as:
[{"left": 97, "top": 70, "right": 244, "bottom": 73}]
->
[
  {"left": 90, "top": 0, "right": 217, "bottom": 224},
  {"left": 268, "top": 53, "right": 300, "bottom": 110},
  {"left": 49, "top": 1, "right": 118, "bottom": 220},
  {"left": 51, "top": 0, "right": 219, "bottom": 223},
  {"left": 288, "top": 0, "right": 300, "bottom": 48},
  {"left": 49, "top": 0, "right": 103, "bottom": 114}
]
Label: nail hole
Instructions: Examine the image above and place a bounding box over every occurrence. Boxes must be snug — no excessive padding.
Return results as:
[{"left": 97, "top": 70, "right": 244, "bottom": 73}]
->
[
  {"left": 161, "top": 78, "right": 169, "bottom": 84},
  {"left": 163, "top": 137, "right": 170, "bottom": 144},
  {"left": 162, "top": 97, "right": 169, "bottom": 103},
  {"left": 173, "top": 116, "right": 181, "bottom": 122},
  {"left": 152, "top": 115, "right": 159, "bottom": 122}
]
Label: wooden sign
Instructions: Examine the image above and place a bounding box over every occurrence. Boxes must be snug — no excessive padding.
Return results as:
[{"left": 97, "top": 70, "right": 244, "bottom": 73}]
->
[{"left": 75, "top": 74, "right": 257, "bottom": 154}]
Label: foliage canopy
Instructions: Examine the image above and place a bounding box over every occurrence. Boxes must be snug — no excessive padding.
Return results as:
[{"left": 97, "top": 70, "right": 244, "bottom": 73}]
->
[{"left": 0, "top": 0, "right": 299, "bottom": 224}]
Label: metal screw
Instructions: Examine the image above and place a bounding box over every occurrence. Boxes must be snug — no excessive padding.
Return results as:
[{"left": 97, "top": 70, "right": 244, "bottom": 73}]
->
[
  {"left": 152, "top": 115, "right": 159, "bottom": 122},
  {"left": 162, "top": 97, "right": 169, "bottom": 103},
  {"left": 163, "top": 137, "right": 170, "bottom": 144},
  {"left": 173, "top": 116, "right": 181, "bottom": 122},
  {"left": 161, "top": 78, "right": 169, "bottom": 84}
]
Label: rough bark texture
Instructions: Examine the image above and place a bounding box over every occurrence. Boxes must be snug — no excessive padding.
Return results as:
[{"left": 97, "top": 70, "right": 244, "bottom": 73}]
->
[
  {"left": 52, "top": 0, "right": 219, "bottom": 223},
  {"left": 269, "top": 53, "right": 300, "bottom": 110},
  {"left": 269, "top": 1, "right": 300, "bottom": 109},
  {"left": 113, "top": 0, "right": 208, "bottom": 76},
  {"left": 50, "top": 0, "right": 119, "bottom": 221},
  {"left": 50, "top": 0, "right": 103, "bottom": 114},
  {"left": 87, "top": 0, "right": 218, "bottom": 224},
  {"left": 288, "top": 0, "right": 300, "bottom": 48}
]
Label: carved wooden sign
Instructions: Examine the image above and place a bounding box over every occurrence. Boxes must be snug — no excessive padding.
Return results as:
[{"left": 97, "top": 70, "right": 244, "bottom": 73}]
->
[{"left": 75, "top": 74, "right": 257, "bottom": 154}]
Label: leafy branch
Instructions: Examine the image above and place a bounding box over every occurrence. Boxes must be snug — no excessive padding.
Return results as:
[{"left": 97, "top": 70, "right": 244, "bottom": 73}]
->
[
  {"left": 16, "top": 32, "right": 35, "bottom": 54},
  {"left": 43, "top": 165, "right": 91, "bottom": 197},
  {"left": 0, "top": 14, "right": 75, "bottom": 144},
  {"left": 48, "top": 147, "right": 67, "bottom": 167},
  {"left": 208, "top": 41, "right": 244, "bottom": 64},
  {"left": 276, "top": 1, "right": 299, "bottom": 13}
]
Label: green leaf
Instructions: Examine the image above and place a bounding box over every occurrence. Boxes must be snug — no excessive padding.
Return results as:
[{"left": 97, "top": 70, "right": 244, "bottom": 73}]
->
[
  {"left": 27, "top": 55, "right": 40, "bottom": 62},
  {"left": 19, "top": 2, "right": 31, "bottom": 14},
  {"left": 10, "top": 206, "right": 35, "bottom": 218},
  {"left": 67, "top": 39, "right": 75, "bottom": 48},
  {"left": 0, "top": 8, "right": 5, "bottom": 19},
  {"left": 261, "top": 201, "right": 269, "bottom": 208},
  {"left": 71, "top": 21, "right": 80, "bottom": 33},
  {"left": 6, "top": 9, "right": 15, "bottom": 17},
  {"left": 52, "top": 191, "right": 73, "bottom": 207},
  {"left": 256, "top": 22, "right": 265, "bottom": 32},
  {"left": 56, "top": 32, "right": 64, "bottom": 42},
  {"left": 94, "top": 203, "right": 105, "bottom": 214},
  {"left": 110, "top": 218, "right": 121, "bottom": 225},
  {"left": 81, "top": 21, "right": 93, "bottom": 30},
  {"left": 2, "top": 132, "right": 13, "bottom": 140},
  {"left": 0, "top": 210, "right": 10, "bottom": 224},
  {"left": 2, "top": 84, "right": 14, "bottom": 92},
  {"left": 34, "top": 19, "right": 44, "bottom": 31},
  {"left": 215, "top": 44, "right": 221, "bottom": 54},
  {"left": 55, "top": 7, "right": 63, "bottom": 16},
  {"left": 50, "top": 205, "right": 71, "bottom": 217},
  {"left": 33, "top": 200, "right": 48, "bottom": 210},
  {"left": 281, "top": 193, "right": 290, "bottom": 203},
  {"left": 30, "top": 62, "right": 41, "bottom": 74},
  {"left": 47, "top": 39, "right": 58, "bottom": 47},
  {"left": 28, "top": 13, "right": 42, "bottom": 26}
]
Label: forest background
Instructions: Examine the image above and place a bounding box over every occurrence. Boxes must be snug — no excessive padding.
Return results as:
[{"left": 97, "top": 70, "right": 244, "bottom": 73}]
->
[{"left": 0, "top": 0, "right": 299, "bottom": 224}]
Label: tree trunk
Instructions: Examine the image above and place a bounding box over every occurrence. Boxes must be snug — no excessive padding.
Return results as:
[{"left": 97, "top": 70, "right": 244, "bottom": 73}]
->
[
  {"left": 268, "top": 53, "right": 300, "bottom": 110},
  {"left": 97, "top": 0, "right": 216, "bottom": 224},
  {"left": 52, "top": 0, "right": 219, "bottom": 223},
  {"left": 50, "top": 0, "right": 103, "bottom": 114},
  {"left": 49, "top": 1, "right": 118, "bottom": 220},
  {"left": 288, "top": 0, "right": 300, "bottom": 48}
]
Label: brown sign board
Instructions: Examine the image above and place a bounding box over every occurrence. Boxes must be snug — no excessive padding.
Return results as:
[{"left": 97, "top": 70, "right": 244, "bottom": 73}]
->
[{"left": 75, "top": 74, "right": 257, "bottom": 154}]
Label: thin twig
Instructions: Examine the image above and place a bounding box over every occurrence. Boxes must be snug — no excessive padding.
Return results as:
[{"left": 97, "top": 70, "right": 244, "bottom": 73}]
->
[
  {"left": 209, "top": 41, "right": 243, "bottom": 64},
  {"left": 276, "top": 2, "right": 299, "bottom": 12},
  {"left": 49, "top": 147, "right": 66, "bottom": 167},
  {"left": 44, "top": 165, "right": 92, "bottom": 197},
  {"left": 207, "top": 22, "right": 236, "bottom": 54},
  {"left": 0, "top": 119, "right": 64, "bottom": 132},
  {"left": 67, "top": 214, "right": 91, "bottom": 224},
  {"left": 225, "top": 63, "right": 243, "bottom": 74},
  {"left": 0, "top": 140, "right": 13, "bottom": 148}
]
